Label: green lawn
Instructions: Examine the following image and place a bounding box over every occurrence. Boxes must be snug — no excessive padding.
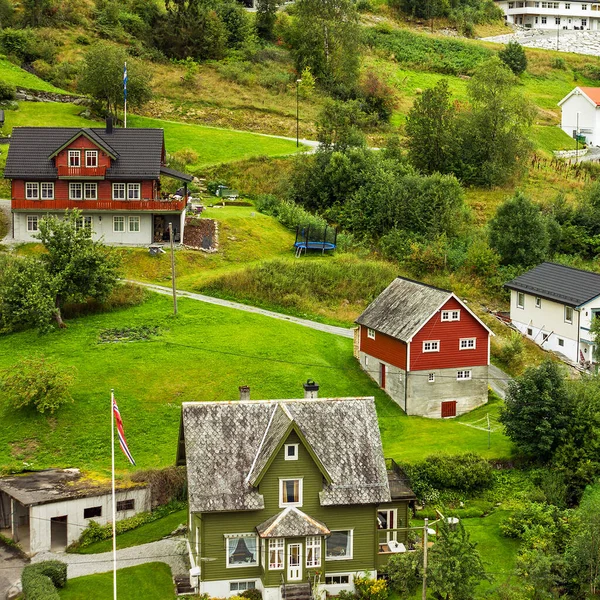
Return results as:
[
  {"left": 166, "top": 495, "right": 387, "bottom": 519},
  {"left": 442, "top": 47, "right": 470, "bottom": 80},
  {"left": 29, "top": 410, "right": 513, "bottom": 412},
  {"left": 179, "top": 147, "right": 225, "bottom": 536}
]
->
[
  {"left": 1, "top": 102, "right": 100, "bottom": 134},
  {"left": 0, "top": 293, "right": 513, "bottom": 477},
  {"left": 58, "top": 563, "right": 175, "bottom": 600},
  {"left": 0, "top": 58, "right": 68, "bottom": 94},
  {"left": 75, "top": 508, "right": 187, "bottom": 554},
  {"left": 531, "top": 125, "right": 578, "bottom": 155}
]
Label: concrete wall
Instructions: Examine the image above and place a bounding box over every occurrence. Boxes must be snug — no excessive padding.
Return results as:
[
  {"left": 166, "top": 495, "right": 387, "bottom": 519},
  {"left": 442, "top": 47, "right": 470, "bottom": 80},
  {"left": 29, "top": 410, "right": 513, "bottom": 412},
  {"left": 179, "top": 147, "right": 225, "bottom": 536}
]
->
[
  {"left": 406, "top": 365, "right": 489, "bottom": 418},
  {"left": 26, "top": 487, "right": 150, "bottom": 554},
  {"left": 359, "top": 351, "right": 406, "bottom": 410},
  {"left": 12, "top": 211, "right": 183, "bottom": 245},
  {"left": 561, "top": 93, "right": 599, "bottom": 146}
]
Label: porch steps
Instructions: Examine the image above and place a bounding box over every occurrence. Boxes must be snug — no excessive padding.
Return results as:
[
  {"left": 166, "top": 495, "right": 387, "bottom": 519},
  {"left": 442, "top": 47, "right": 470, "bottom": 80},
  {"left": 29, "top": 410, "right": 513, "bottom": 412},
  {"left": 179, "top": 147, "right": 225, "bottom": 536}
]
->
[
  {"left": 283, "top": 583, "right": 311, "bottom": 600},
  {"left": 174, "top": 575, "right": 195, "bottom": 596}
]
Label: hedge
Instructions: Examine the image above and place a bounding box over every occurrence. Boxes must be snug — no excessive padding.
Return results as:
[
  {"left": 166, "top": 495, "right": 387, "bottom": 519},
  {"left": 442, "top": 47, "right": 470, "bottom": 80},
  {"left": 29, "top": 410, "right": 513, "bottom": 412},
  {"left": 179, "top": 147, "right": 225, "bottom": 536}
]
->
[{"left": 22, "top": 560, "right": 67, "bottom": 600}]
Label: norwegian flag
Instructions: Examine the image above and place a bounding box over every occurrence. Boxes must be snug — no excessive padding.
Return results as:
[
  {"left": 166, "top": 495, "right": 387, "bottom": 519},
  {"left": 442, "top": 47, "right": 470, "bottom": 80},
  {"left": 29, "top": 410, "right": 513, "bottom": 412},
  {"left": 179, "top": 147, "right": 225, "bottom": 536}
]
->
[{"left": 113, "top": 397, "right": 136, "bottom": 466}]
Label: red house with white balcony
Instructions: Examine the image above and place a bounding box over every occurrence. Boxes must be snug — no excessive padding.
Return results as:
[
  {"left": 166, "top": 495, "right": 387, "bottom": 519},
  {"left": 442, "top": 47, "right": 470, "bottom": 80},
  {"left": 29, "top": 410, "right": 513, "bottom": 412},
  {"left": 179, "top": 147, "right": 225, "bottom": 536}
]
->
[
  {"left": 4, "top": 121, "right": 193, "bottom": 245},
  {"left": 355, "top": 277, "right": 493, "bottom": 418}
]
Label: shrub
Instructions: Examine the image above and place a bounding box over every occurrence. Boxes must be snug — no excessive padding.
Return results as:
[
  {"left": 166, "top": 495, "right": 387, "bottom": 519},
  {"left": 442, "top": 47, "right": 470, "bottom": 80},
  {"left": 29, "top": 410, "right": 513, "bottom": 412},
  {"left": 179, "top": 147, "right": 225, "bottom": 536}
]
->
[
  {"left": 498, "top": 331, "right": 524, "bottom": 368},
  {"left": 1, "top": 356, "right": 75, "bottom": 414},
  {"left": 241, "top": 589, "right": 262, "bottom": 600},
  {"left": 384, "top": 549, "right": 423, "bottom": 596},
  {"left": 62, "top": 283, "right": 148, "bottom": 319},
  {"left": 499, "top": 40, "right": 527, "bottom": 75},
  {"left": 21, "top": 560, "right": 67, "bottom": 600},
  {"left": 0, "top": 28, "right": 58, "bottom": 64},
  {"left": 354, "top": 576, "right": 388, "bottom": 600},
  {"left": 552, "top": 57, "right": 566, "bottom": 70},
  {"left": 0, "top": 80, "right": 15, "bottom": 101},
  {"left": 130, "top": 466, "right": 187, "bottom": 507},
  {"left": 501, "top": 502, "right": 571, "bottom": 544}
]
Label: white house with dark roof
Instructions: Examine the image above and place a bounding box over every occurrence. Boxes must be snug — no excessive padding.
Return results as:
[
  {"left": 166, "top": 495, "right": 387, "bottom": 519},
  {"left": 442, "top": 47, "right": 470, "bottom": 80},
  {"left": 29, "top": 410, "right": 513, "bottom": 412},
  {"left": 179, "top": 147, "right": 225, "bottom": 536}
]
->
[
  {"left": 176, "top": 382, "right": 415, "bottom": 599},
  {"left": 505, "top": 262, "right": 600, "bottom": 364}
]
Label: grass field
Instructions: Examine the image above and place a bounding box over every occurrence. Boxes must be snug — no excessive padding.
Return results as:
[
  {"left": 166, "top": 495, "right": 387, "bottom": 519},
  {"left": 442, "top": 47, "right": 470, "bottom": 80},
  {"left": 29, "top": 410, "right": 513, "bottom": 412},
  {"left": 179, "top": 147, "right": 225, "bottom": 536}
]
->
[
  {"left": 0, "top": 292, "right": 513, "bottom": 477},
  {"left": 0, "top": 58, "right": 68, "bottom": 94},
  {"left": 58, "top": 563, "right": 175, "bottom": 599},
  {"left": 74, "top": 508, "right": 188, "bottom": 554},
  {"left": 1, "top": 102, "right": 100, "bottom": 134},
  {"left": 531, "top": 125, "right": 578, "bottom": 155}
]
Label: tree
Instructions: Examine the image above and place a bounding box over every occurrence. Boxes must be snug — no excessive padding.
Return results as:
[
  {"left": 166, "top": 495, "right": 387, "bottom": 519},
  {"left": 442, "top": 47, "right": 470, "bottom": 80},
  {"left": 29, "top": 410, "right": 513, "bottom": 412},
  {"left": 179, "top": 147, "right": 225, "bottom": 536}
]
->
[
  {"left": 256, "top": 0, "right": 279, "bottom": 40},
  {"left": 499, "top": 40, "right": 528, "bottom": 75},
  {"left": 0, "top": 0, "right": 14, "bottom": 28},
  {"left": 287, "top": 0, "right": 360, "bottom": 92},
  {"left": 488, "top": 191, "right": 549, "bottom": 267},
  {"left": 384, "top": 549, "right": 423, "bottom": 596},
  {"left": 405, "top": 79, "right": 457, "bottom": 175},
  {"left": 316, "top": 99, "right": 367, "bottom": 151},
  {"left": 428, "top": 520, "right": 488, "bottom": 600},
  {"left": 34, "top": 210, "right": 121, "bottom": 328},
  {"left": 78, "top": 43, "right": 152, "bottom": 119},
  {"left": 1, "top": 356, "right": 75, "bottom": 414},
  {"left": 500, "top": 360, "right": 571, "bottom": 462},
  {"left": 22, "top": 0, "right": 52, "bottom": 26}
]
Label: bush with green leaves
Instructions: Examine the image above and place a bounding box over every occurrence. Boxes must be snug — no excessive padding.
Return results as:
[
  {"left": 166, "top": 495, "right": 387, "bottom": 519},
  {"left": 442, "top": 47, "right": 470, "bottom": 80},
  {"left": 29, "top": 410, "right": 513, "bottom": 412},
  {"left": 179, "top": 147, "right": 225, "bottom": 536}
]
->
[
  {"left": 0, "top": 28, "right": 58, "bottom": 64},
  {"left": 0, "top": 80, "right": 15, "bottom": 101},
  {"left": 499, "top": 40, "right": 527, "bottom": 75},
  {"left": 21, "top": 560, "right": 67, "bottom": 600},
  {"left": 1, "top": 356, "right": 75, "bottom": 415},
  {"left": 501, "top": 502, "right": 572, "bottom": 541},
  {"left": 240, "top": 589, "right": 262, "bottom": 600},
  {"left": 384, "top": 548, "right": 423, "bottom": 596}
]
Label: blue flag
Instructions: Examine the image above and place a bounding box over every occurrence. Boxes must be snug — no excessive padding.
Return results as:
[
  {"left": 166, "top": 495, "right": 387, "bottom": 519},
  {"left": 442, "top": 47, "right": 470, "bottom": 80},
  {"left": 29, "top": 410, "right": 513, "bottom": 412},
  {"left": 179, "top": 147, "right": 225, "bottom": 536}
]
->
[{"left": 123, "top": 62, "right": 128, "bottom": 102}]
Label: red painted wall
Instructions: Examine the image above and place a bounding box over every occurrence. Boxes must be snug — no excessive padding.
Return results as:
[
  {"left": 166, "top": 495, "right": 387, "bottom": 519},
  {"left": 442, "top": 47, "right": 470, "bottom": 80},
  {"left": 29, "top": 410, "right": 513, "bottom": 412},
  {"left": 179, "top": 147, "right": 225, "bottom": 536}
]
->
[
  {"left": 359, "top": 325, "right": 407, "bottom": 370},
  {"left": 55, "top": 136, "right": 112, "bottom": 169},
  {"left": 409, "top": 297, "right": 489, "bottom": 371}
]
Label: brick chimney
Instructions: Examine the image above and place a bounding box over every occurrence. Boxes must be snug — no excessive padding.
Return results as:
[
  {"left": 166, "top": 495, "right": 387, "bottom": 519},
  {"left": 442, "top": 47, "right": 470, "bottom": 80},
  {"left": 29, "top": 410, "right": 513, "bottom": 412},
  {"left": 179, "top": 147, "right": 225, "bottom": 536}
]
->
[
  {"left": 239, "top": 385, "right": 250, "bottom": 401},
  {"left": 303, "top": 380, "right": 319, "bottom": 399}
]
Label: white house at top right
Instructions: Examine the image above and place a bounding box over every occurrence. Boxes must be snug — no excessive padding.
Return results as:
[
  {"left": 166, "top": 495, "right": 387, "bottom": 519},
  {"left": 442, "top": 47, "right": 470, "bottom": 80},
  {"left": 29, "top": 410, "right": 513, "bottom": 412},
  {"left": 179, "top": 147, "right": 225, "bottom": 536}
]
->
[
  {"left": 506, "top": 262, "right": 600, "bottom": 366},
  {"left": 558, "top": 86, "right": 600, "bottom": 146}
]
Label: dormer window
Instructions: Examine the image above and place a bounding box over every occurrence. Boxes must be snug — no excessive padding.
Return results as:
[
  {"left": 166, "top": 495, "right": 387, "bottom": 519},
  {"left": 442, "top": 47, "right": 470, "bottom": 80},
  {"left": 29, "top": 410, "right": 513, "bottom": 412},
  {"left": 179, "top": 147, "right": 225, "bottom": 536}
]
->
[
  {"left": 86, "top": 150, "right": 98, "bottom": 167},
  {"left": 280, "top": 478, "right": 302, "bottom": 507},
  {"left": 68, "top": 150, "right": 81, "bottom": 167},
  {"left": 285, "top": 444, "right": 298, "bottom": 461}
]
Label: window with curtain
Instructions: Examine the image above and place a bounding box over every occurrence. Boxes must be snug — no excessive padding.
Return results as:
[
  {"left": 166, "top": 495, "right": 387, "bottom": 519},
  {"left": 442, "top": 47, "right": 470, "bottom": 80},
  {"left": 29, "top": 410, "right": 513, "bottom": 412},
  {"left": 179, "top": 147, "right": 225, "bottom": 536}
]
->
[
  {"left": 269, "top": 538, "right": 284, "bottom": 570},
  {"left": 280, "top": 479, "right": 302, "bottom": 506},
  {"left": 306, "top": 536, "right": 321, "bottom": 567},
  {"left": 226, "top": 535, "right": 258, "bottom": 567},
  {"left": 325, "top": 531, "right": 353, "bottom": 559}
]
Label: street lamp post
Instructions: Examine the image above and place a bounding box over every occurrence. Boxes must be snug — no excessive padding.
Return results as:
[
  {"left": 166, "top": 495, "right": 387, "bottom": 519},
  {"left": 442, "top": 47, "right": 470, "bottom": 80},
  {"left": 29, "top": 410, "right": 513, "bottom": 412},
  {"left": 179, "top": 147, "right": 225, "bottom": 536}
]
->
[{"left": 296, "top": 79, "right": 302, "bottom": 147}]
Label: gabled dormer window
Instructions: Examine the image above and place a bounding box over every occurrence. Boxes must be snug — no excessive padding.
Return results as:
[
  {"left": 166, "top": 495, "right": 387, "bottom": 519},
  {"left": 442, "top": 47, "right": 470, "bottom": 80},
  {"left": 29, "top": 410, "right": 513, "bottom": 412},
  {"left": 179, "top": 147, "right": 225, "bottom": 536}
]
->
[
  {"left": 280, "top": 478, "right": 302, "bottom": 507},
  {"left": 85, "top": 150, "right": 98, "bottom": 167},
  {"left": 285, "top": 444, "right": 298, "bottom": 461},
  {"left": 69, "top": 150, "right": 81, "bottom": 167}
]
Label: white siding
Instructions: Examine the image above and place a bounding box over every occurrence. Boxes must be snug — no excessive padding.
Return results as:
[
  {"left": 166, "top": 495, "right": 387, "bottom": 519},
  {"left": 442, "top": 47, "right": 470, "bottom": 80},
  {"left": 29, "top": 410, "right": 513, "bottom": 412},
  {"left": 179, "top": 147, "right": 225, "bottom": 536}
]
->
[{"left": 560, "top": 92, "right": 600, "bottom": 146}]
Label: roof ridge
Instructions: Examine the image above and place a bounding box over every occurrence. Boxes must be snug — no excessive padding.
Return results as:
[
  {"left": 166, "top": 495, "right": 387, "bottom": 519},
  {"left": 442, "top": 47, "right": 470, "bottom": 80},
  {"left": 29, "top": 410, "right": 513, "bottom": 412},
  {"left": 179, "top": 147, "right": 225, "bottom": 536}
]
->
[{"left": 542, "top": 261, "right": 600, "bottom": 277}]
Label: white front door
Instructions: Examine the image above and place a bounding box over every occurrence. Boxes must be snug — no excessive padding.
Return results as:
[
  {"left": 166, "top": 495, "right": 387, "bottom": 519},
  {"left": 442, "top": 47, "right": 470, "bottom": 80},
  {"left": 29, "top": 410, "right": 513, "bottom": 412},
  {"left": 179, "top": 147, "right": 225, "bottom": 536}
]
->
[{"left": 287, "top": 543, "right": 302, "bottom": 582}]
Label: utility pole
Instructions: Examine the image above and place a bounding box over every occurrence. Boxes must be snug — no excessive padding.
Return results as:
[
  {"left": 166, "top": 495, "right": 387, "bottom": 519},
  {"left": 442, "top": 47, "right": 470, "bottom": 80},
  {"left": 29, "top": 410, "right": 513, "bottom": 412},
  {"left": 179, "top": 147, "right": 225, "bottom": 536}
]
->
[
  {"left": 422, "top": 518, "right": 429, "bottom": 600},
  {"left": 169, "top": 223, "right": 177, "bottom": 315}
]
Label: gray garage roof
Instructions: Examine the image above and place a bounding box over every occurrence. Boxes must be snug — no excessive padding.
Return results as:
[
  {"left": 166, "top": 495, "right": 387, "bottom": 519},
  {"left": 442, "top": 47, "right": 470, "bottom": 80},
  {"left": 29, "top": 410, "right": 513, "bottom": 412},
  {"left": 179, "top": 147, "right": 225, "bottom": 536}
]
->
[
  {"left": 356, "top": 277, "right": 452, "bottom": 342},
  {"left": 4, "top": 127, "right": 190, "bottom": 182},
  {"left": 178, "top": 397, "right": 392, "bottom": 513},
  {"left": 505, "top": 262, "right": 600, "bottom": 308}
]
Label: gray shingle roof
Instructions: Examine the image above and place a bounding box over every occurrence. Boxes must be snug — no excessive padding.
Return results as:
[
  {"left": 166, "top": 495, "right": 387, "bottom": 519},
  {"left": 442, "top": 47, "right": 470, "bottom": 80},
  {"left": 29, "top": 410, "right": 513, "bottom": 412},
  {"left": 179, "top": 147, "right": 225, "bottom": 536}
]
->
[
  {"left": 4, "top": 127, "right": 166, "bottom": 180},
  {"left": 505, "top": 262, "right": 600, "bottom": 307},
  {"left": 179, "top": 397, "right": 391, "bottom": 513},
  {"left": 256, "top": 507, "right": 330, "bottom": 538},
  {"left": 356, "top": 277, "right": 451, "bottom": 342}
]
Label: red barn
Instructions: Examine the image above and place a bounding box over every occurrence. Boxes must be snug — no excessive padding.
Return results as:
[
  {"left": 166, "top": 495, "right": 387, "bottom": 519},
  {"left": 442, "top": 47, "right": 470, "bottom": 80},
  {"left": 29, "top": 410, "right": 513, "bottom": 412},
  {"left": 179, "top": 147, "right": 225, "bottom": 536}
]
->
[{"left": 356, "top": 277, "right": 493, "bottom": 418}]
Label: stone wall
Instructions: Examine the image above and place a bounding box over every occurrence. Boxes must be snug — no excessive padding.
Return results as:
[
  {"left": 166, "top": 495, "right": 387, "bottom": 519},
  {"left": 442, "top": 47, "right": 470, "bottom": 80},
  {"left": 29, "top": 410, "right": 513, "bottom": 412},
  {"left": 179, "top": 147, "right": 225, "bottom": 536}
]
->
[
  {"left": 15, "top": 88, "right": 86, "bottom": 104},
  {"left": 183, "top": 217, "right": 218, "bottom": 252}
]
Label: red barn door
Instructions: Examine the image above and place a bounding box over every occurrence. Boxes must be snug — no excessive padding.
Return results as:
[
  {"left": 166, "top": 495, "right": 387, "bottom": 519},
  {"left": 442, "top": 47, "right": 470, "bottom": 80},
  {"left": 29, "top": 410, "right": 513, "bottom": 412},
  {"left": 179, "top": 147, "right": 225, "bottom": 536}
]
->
[
  {"left": 380, "top": 363, "right": 386, "bottom": 389},
  {"left": 441, "top": 401, "right": 457, "bottom": 418}
]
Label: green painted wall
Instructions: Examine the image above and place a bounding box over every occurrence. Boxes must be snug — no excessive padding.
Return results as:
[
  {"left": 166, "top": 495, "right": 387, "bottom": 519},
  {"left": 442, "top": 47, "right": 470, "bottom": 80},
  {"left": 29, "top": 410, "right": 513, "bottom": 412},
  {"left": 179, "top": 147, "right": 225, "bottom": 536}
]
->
[{"left": 194, "top": 430, "right": 410, "bottom": 585}]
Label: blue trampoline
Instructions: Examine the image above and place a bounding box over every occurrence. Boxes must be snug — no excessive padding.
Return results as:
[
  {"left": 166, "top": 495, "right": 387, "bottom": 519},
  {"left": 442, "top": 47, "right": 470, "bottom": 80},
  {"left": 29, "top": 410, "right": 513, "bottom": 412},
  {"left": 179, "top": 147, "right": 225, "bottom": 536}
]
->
[{"left": 294, "top": 225, "right": 337, "bottom": 257}]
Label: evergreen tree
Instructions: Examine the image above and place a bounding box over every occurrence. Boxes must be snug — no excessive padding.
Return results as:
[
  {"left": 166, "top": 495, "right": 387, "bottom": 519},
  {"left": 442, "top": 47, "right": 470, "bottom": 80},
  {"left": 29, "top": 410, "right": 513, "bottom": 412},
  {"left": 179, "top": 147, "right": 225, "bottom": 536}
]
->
[{"left": 499, "top": 40, "right": 528, "bottom": 75}]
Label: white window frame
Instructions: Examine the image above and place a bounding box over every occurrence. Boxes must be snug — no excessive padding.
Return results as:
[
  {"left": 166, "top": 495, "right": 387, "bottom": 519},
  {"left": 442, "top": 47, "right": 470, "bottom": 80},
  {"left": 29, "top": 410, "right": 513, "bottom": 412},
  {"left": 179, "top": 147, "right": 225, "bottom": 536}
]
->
[
  {"left": 422, "top": 340, "right": 440, "bottom": 353},
  {"left": 69, "top": 182, "right": 83, "bottom": 200},
  {"left": 225, "top": 534, "right": 259, "bottom": 569},
  {"left": 517, "top": 292, "right": 525, "bottom": 309},
  {"left": 306, "top": 536, "right": 321, "bottom": 568},
  {"left": 230, "top": 581, "right": 256, "bottom": 593},
  {"left": 565, "top": 306, "right": 574, "bottom": 324},
  {"left": 85, "top": 150, "right": 98, "bottom": 168},
  {"left": 68, "top": 150, "right": 81, "bottom": 167},
  {"left": 27, "top": 215, "right": 39, "bottom": 232},
  {"left": 279, "top": 478, "right": 303, "bottom": 508},
  {"left": 76, "top": 216, "right": 92, "bottom": 231},
  {"left": 84, "top": 182, "right": 97, "bottom": 200},
  {"left": 367, "top": 328, "right": 376, "bottom": 340},
  {"left": 428, "top": 373, "right": 435, "bottom": 383},
  {"left": 459, "top": 338, "right": 476, "bottom": 350},
  {"left": 558, "top": 338, "right": 565, "bottom": 347},
  {"left": 113, "top": 183, "right": 126, "bottom": 200},
  {"left": 25, "top": 182, "right": 39, "bottom": 200},
  {"left": 113, "top": 216, "right": 125, "bottom": 233},
  {"left": 457, "top": 370, "right": 472, "bottom": 381},
  {"left": 541, "top": 16, "right": 547, "bottom": 23},
  {"left": 284, "top": 444, "right": 299, "bottom": 461},
  {"left": 268, "top": 538, "right": 284, "bottom": 570},
  {"left": 441, "top": 310, "right": 461, "bottom": 322},
  {"left": 128, "top": 216, "right": 141, "bottom": 233},
  {"left": 41, "top": 182, "right": 54, "bottom": 200},
  {"left": 127, "top": 183, "right": 141, "bottom": 200},
  {"left": 325, "top": 574, "right": 351, "bottom": 585},
  {"left": 325, "top": 530, "right": 353, "bottom": 561},
  {"left": 535, "top": 297, "right": 541, "bottom": 309}
]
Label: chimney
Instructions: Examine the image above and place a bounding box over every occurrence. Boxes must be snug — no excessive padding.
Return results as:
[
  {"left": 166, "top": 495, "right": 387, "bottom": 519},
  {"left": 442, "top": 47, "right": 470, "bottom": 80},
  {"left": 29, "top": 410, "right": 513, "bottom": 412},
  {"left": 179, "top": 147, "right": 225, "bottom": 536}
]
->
[
  {"left": 303, "top": 380, "right": 319, "bottom": 399},
  {"left": 105, "top": 116, "right": 113, "bottom": 135},
  {"left": 239, "top": 385, "right": 250, "bottom": 401}
]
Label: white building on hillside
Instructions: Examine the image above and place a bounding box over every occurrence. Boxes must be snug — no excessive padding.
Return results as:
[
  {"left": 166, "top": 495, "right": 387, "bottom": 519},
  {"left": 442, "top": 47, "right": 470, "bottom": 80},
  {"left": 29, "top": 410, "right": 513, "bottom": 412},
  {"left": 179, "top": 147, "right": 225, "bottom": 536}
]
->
[
  {"left": 495, "top": 1, "right": 600, "bottom": 30},
  {"left": 558, "top": 87, "right": 600, "bottom": 146}
]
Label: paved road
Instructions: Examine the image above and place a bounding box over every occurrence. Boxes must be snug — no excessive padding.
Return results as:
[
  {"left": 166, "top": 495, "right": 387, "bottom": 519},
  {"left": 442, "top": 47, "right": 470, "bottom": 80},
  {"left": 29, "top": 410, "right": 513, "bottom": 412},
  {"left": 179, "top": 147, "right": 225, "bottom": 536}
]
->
[
  {"left": 128, "top": 281, "right": 355, "bottom": 339},
  {"left": 489, "top": 364, "right": 512, "bottom": 400},
  {"left": 31, "top": 537, "right": 188, "bottom": 580},
  {"left": 0, "top": 544, "right": 28, "bottom": 600}
]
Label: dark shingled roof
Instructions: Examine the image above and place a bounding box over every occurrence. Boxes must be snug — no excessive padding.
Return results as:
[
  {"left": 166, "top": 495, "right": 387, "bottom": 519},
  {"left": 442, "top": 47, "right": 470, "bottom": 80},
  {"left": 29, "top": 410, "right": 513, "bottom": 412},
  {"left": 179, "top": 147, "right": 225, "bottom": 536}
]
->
[
  {"left": 179, "top": 397, "right": 393, "bottom": 513},
  {"left": 356, "top": 277, "right": 452, "bottom": 342},
  {"left": 4, "top": 127, "right": 188, "bottom": 182},
  {"left": 505, "top": 262, "right": 600, "bottom": 307},
  {"left": 256, "top": 507, "right": 330, "bottom": 538}
]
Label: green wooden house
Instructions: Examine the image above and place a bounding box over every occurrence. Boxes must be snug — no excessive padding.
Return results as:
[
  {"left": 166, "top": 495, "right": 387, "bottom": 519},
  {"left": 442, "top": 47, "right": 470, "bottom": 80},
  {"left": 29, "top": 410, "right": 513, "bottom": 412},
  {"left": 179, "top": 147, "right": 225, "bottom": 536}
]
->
[{"left": 176, "top": 383, "right": 415, "bottom": 600}]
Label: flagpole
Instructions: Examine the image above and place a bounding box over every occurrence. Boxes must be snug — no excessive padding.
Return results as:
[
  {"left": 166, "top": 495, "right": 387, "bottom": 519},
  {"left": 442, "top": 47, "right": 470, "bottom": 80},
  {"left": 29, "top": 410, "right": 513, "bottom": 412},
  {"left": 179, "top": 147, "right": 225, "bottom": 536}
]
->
[
  {"left": 123, "top": 62, "right": 127, "bottom": 129},
  {"left": 111, "top": 389, "right": 117, "bottom": 600}
]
